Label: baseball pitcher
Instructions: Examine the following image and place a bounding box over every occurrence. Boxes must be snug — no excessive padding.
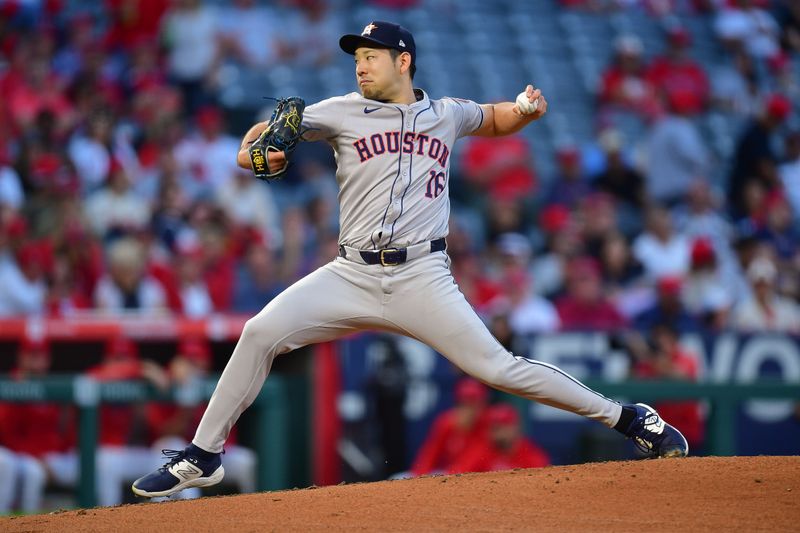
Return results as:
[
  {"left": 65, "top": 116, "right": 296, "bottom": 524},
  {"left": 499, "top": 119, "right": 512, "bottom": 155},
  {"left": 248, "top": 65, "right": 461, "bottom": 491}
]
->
[{"left": 133, "top": 21, "right": 687, "bottom": 498}]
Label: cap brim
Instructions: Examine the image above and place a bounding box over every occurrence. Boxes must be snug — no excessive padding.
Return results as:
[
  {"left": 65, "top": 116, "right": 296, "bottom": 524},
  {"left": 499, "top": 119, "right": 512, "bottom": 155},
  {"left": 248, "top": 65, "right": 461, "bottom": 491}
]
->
[{"left": 339, "top": 34, "right": 391, "bottom": 54}]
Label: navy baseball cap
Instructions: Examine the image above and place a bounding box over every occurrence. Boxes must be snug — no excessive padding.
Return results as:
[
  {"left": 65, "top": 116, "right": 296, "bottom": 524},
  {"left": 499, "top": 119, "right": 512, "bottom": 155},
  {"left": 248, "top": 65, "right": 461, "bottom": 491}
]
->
[{"left": 339, "top": 21, "right": 416, "bottom": 65}]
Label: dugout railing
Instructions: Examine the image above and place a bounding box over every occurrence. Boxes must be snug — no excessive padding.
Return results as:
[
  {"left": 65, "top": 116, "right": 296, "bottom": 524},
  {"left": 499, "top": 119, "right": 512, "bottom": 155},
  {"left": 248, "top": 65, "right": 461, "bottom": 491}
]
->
[
  {"left": 0, "top": 377, "right": 798, "bottom": 508},
  {"left": 0, "top": 376, "right": 290, "bottom": 508}
]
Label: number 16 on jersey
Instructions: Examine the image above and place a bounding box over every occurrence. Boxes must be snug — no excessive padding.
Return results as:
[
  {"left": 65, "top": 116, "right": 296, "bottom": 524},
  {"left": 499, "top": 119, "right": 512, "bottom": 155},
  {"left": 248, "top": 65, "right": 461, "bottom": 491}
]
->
[{"left": 425, "top": 170, "right": 447, "bottom": 199}]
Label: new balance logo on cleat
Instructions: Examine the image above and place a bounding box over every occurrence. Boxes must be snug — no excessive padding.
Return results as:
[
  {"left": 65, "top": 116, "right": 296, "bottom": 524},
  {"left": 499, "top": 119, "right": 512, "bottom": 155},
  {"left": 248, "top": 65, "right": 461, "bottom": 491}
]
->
[
  {"left": 643, "top": 413, "right": 665, "bottom": 434},
  {"left": 170, "top": 461, "right": 202, "bottom": 481}
]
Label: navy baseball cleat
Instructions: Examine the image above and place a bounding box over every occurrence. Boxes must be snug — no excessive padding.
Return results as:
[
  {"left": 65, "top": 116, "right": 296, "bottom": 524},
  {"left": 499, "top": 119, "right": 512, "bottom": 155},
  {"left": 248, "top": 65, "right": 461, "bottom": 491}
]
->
[
  {"left": 625, "top": 403, "right": 689, "bottom": 458},
  {"left": 132, "top": 447, "right": 224, "bottom": 498}
]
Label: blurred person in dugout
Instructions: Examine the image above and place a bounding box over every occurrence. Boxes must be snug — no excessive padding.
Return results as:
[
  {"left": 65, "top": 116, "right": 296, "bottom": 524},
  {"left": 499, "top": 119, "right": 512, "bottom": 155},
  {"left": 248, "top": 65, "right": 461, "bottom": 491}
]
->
[
  {"left": 410, "top": 378, "right": 490, "bottom": 476},
  {"left": 84, "top": 335, "right": 171, "bottom": 507},
  {"left": 449, "top": 403, "right": 550, "bottom": 474},
  {"left": 627, "top": 324, "right": 705, "bottom": 453},
  {"left": 0, "top": 335, "right": 77, "bottom": 513},
  {"left": 145, "top": 337, "right": 256, "bottom": 496}
]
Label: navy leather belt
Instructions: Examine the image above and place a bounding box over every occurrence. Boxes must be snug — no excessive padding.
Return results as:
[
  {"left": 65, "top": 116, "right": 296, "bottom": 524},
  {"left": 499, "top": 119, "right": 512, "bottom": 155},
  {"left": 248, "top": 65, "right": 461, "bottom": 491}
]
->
[{"left": 339, "top": 238, "right": 447, "bottom": 266}]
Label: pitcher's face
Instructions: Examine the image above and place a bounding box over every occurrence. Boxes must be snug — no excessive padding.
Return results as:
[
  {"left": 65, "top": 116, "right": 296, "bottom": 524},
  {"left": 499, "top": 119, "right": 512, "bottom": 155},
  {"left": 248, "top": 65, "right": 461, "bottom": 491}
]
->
[{"left": 354, "top": 47, "right": 404, "bottom": 101}]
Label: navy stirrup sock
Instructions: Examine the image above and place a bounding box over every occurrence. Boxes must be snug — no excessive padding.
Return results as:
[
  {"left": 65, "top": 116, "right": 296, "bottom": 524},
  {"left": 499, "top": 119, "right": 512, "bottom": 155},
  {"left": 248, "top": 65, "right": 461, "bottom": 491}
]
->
[
  {"left": 613, "top": 405, "right": 637, "bottom": 435},
  {"left": 187, "top": 443, "right": 219, "bottom": 461}
]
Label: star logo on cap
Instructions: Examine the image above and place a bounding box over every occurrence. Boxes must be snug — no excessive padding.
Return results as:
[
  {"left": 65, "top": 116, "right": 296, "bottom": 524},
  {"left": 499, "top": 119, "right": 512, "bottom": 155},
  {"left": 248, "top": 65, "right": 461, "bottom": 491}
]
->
[{"left": 362, "top": 23, "right": 377, "bottom": 36}]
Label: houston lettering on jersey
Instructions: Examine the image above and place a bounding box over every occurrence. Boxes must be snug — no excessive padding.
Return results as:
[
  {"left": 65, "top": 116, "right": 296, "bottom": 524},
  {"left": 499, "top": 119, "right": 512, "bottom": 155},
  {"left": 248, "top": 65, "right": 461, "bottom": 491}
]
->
[{"left": 353, "top": 131, "right": 450, "bottom": 168}]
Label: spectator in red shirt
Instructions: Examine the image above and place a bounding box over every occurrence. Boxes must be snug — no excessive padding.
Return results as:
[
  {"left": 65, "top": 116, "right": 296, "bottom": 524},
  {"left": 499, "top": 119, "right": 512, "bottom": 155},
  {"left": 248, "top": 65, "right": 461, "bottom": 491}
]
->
[
  {"left": 0, "top": 335, "right": 77, "bottom": 512},
  {"left": 645, "top": 26, "right": 709, "bottom": 116},
  {"left": 450, "top": 403, "right": 550, "bottom": 474},
  {"left": 631, "top": 323, "right": 705, "bottom": 451},
  {"left": 0, "top": 336, "right": 76, "bottom": 455},
  {"left": 54, "top": 224, "right": 104, "bottom": 308},
  {"left": 411, "top": 378, "right": 490, "bottom": 476},
  {"left": 200, "top": 225, "right": 237, "bottom": 312},
  {"left": 599, "top": 34, "right": 660, "bottom": 118},
  {"left": 46, "top": 249, "right": 93, "bottom": 316},
  {"left": 460, "top": 134, "right": 537, "bottom": 201},
  {"left": 85, "top": 335, "right": 170, "bottom": 506},
  {"left": 5, "top": 57, "right": 76, "bottom": 135},
  {"left": 104, "top": 0, "right": 170, "bottom": 52},
  {"left": 86, "top": 336, "right": 168, "bottom": 444},
  {"left": 556, "top": 257, "right": 628, "bottom": 331}
]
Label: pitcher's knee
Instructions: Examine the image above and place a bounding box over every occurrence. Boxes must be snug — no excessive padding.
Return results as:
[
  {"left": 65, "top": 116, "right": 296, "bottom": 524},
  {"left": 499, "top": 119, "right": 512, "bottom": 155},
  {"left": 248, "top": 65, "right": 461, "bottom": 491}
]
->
[{"left": 240, "top": 316, "right": 279, "bottom": 353}]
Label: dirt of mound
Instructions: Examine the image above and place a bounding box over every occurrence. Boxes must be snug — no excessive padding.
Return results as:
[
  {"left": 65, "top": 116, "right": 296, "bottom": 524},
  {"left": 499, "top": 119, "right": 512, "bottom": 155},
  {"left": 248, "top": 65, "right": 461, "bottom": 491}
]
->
[{"left": 3, "top": 456, "right": 798, "bottom": 532}]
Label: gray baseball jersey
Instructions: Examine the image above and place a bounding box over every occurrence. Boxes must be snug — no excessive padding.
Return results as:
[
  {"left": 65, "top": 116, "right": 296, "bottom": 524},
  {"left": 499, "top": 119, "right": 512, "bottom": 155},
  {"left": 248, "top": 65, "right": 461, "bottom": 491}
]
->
[
  {"left": 301, "top": 90, "right": 482, "bottom": 249},
  {"left": 192, "top": 89, "right": 624, "bottom": 456}
]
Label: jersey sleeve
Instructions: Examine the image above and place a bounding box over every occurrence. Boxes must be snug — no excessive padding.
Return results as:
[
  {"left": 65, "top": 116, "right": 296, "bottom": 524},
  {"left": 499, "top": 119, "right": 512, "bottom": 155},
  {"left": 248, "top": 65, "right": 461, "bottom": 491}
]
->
[
  {"left": 300, "top": 97, "right": 343, "bottom": 142},
  {"left": 444, "top": 97, "right": 485, "bottom": 139}
]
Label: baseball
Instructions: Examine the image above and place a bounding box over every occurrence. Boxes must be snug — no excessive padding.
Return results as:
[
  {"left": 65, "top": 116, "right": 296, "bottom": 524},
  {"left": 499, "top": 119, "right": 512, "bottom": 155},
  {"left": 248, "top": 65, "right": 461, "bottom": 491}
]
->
[{"left": 516, "top": 91, "right": 539, "bottom": 115}]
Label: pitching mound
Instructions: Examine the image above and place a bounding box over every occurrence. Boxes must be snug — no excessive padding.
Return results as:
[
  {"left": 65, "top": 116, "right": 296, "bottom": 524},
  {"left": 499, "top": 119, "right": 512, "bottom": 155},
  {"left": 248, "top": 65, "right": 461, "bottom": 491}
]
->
[{"left": 4, "top": 456, "right": 798, "bottom": 532}]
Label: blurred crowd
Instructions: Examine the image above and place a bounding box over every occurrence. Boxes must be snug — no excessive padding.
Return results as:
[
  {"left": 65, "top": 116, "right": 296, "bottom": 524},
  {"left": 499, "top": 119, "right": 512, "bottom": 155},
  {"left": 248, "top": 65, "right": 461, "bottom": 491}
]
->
[
  {"left": 0, "top": 0, "right": 797, "bottom": 339},
  {"left": 0, "top": 0, "right": 796, "bottom": 333},
  {"left": 0, "top": 0, "right": 347, "bottom": 320},
  {"left": 452, "top": 0, "right": 800, "bottom": 349}
]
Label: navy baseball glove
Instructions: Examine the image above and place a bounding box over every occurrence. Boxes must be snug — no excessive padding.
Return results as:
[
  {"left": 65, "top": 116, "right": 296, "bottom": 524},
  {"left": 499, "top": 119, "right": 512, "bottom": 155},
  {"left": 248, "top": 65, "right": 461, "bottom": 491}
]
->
[{"left": 248, "top": 96, "right": 306, "bottom": 181}]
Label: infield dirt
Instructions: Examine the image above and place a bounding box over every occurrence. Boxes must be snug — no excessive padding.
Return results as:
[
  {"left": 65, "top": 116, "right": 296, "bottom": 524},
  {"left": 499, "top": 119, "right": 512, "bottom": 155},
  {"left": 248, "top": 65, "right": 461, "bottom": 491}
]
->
[{"left": 3, "top": 455, "right": 798, "bottom": 532}]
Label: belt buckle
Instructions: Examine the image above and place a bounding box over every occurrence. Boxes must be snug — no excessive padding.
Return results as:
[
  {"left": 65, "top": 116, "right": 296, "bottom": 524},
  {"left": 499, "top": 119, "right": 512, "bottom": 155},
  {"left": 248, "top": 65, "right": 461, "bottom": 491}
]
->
[{"left": 379, "top": 248, "right": 400, "bottom": 266}]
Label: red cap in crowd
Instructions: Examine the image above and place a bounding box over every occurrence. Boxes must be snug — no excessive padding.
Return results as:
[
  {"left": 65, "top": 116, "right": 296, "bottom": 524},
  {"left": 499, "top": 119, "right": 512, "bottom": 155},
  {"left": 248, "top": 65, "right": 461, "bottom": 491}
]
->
[
  {"left": 568, "top": 256, "right": 601, "bottom": 280},
  {"left": 15, "top": 242, "right": 49, "bottom": 271},
  {"left": 667, "top": 89, "right": 698, "bottom": 115},
  {"left": 108, "top": 157, "right": 125, "bottom": 176},
  {"left": 104, "top": 335, "right": 139, "bottom": 360},
  {"left": 657, "top": 275, "right": 683, "bottom": 295},
  {"left": 764, "top": 190, "right": 788, "bottom": 210},
  {"left": 196, "top": 106, "right": 223, "bottom": 129},
  {"left": 16, "top": 334, "right": 52, "bottom": 374},
  {"left": 488, "top": 404, "right": 520, "bottom": 426},
  {"left": 19, "top": 334, "right": 51, "bottom": 356},
  {"left": 767, "top": 51, "right": 790, "bottom": 73},
  {"left": 666, "top": 26, "right": 692, "bottom": 47},
  {"left": 556, "top": 145, "right": 580, "bottom": 167},
  {"left": 539, "top": 204, "right": 571, "bottom": 234},
  {"left": 455, "top": 378, "right": 489, "bottom": 405},
  {"left": 176, "top": 337, "right": 211, "bottom": 368},
  {"left": 690, "top": 238, "right": 715, "bottom": 267},
  {"left": 3, "top": 215, "right": 28, "bottom": 240},
  {"left": 765, "top": 94, "right": 792, "bottom": 121},
  {"left": 582, "top": 191, "right": 613, "bottom": 211}
]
